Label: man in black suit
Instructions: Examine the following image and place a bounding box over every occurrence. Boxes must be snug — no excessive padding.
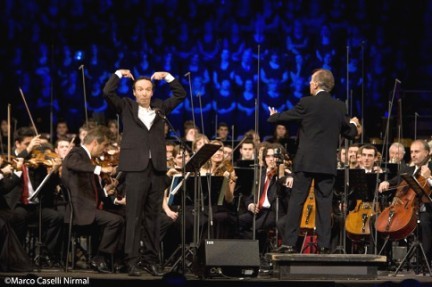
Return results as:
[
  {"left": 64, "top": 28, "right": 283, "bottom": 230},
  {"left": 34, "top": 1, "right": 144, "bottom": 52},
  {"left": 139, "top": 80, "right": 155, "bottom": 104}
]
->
[
  {"left": 103, "top": 69, "right": 186, "bottom": 276},
  {"left": 238, "top": 143, "right": 292, "bottom": 253},
  {"left": 61, "top": 126, "right": 123, "bottom": 273},
  {"left": 4, "top": 127, "right": 63, "bottom": 264},
  {"left": 379, "top": 139, "right": 432, "bottom": 265},
  {"left": 268, "top": 69, "right": 361, "bottom": 253}
]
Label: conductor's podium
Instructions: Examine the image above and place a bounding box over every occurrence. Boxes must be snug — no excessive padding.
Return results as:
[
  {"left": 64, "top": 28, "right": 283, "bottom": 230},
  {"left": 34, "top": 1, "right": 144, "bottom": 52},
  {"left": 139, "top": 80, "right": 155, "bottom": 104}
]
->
[{"left": 266, "top": 253, "right": 387, "bottom": 280}]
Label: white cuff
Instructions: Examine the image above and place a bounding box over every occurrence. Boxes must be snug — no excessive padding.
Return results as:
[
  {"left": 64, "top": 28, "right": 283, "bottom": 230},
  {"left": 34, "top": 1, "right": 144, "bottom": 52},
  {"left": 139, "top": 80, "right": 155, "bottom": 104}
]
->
[
  {"left": 164, "top": 73, "right": 175, "bottom": 83},
  {"left": 115, "top": 70, "right": 123, "bottom": 78},
  {"left": 94, "top": 166, "right": 102, "bottom": 175},
  {"left": 350, "top": 121, "right": 359, "bottom": 128}
]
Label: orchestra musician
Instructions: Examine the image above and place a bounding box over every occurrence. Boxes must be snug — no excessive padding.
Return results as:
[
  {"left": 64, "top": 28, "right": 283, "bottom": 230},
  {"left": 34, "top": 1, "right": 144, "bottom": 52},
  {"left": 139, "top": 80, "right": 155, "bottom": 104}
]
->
[
  {"left": 3, "top": 127, "right": 64, "bottom": 265},
  {"left": 199, "top": 140, "right": 237, "bottom": 238},
  {"left": 238, "top": 143, "right": 293, "bottom": 253},
  {"left": 378, "top": 139, "right": 432, "bottom": 265},
  {"left": 61, "top": 126, "right": 124, "bottom": 273}
]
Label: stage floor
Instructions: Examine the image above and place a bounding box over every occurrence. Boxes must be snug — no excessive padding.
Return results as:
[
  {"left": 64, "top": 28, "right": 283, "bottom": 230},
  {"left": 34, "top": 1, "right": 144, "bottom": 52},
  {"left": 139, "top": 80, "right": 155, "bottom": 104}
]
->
[{"left": 1, "top": 268, "right": 432, "bottom": 287}]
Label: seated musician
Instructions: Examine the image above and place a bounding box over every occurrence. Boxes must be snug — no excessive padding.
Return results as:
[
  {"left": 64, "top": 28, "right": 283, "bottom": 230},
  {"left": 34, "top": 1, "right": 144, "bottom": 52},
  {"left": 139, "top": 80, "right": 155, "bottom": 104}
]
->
[
  {"left": 160, "top": 145, "right": 191, "bottom": 264},
  {"left": 359, "top": 144, "right": 383, "bottom": 173},
  {"left": 61, "top": 126, "right": 124, "bottom": 273},
  {"left": 4, "top": 127, "right": 63, "bottom": 265},
  {"left": 0, "top": 157, "right": 33, "bottom": 272},
  {"left": 239, "top": 143, "right": 292, "bottom": 253},
  {"left": 199, "top": 140, "right": 237, "bottom": 239},
  {"left": 378, "top": 139, "right": 432, "bottom": 265}
]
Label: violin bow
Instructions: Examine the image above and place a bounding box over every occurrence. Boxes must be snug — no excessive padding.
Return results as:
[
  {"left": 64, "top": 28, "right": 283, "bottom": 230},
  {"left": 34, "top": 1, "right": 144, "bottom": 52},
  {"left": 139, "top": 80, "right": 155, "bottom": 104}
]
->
[
  {"left": 7, "top": 104, "right": 11, "bottom": 162},
  {"left": 79, "top": 65, "right": 89, "bottom": 125},
  {"left": 184, "top": 72, "right": 196, "bottom": 129},
  {"left": 19, "top": 88, "right": 39, "bottom": 135}
]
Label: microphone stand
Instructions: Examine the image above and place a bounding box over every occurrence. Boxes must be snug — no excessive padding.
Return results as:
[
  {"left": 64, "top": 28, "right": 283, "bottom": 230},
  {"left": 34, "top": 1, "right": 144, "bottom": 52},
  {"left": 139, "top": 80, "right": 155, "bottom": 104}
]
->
[
  {"left": 252, "top": 45, "right": 261, "bottom": 240},
  {"left": 156, "top": 110, "right": 191, "bottom": 274}
]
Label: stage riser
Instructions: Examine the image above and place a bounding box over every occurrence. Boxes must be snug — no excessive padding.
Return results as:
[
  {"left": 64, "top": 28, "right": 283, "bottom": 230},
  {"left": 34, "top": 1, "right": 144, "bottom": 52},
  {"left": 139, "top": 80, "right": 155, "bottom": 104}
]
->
[{"left": 267, "top": 253, "right": 387, "bottom": 280}]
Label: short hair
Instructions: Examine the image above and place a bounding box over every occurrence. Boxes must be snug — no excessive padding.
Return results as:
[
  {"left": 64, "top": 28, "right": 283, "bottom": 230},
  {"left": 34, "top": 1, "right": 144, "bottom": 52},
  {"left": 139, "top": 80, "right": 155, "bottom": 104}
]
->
[
  {"left": 218, "top": 122, "right": 229, "bottom": 129},
  {"left": 413, "top": 139, "right": 430, "bottom": 153},
  {"left": 82, "top": 126, "right": 110, "bottom": 145},
  {"left": 312, "top": 69, "right": 335, "bottom": 92},
  {"left": 132, "top": 76, "right": 155, "bottom": 91},
  {"left": 390, "top": 142, "right": 406, "bottom": 155},
  {"left": 14, "top": 127, "right": 36, "bottom": 143},
  {"left": 361, "top": 144, "right": 378, "bottom": 156},
  {"left": 240, "top": 139, "right": 255, "bottom": 149}
]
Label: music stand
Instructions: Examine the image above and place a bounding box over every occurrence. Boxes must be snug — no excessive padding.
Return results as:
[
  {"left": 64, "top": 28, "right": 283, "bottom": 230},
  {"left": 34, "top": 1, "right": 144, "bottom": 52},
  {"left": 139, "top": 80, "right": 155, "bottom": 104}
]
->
[
  {"left": 393, "top": 174, "right": 432, "bottom": 276},
  {"left": 29, "top": 168, "right": 58, "bottom": 270},
  {"left": 333, "top": 169, "right": 379, "bottom": 254},
  {"left": 233, "top": 167, "right": 254, "bottom": 213},
  {"left": 177, "top": 144, "right": 220, "bottom": 272}
]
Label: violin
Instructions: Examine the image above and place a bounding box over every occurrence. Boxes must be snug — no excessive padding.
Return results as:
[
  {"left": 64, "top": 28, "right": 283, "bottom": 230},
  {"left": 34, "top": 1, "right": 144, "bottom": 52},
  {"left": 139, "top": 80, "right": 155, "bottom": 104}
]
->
[
  {"left": 27, "top": 145, "right": 62, "bottom": 168},
  {"left": 300, "top": 179, "right": 316, "bottom": 234}
]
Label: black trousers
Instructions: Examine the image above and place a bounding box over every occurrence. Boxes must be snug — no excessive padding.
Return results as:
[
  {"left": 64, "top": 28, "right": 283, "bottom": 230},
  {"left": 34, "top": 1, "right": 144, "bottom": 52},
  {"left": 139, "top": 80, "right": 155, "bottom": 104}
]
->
[
  {"left": 13, "top": 204, "right": 63, "bottom": 256},
  {"left": 282, "top": 171, "right": 334, "bottom": 249},
  {"left": 124, "top": 160, "right": 165, "bottom": 265}
]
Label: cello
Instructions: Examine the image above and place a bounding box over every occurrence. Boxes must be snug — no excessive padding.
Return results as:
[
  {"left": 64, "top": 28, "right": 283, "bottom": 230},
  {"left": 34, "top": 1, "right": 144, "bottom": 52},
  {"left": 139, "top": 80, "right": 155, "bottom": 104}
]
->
[{"left": 375, "top": 166, "right": 431, "bottom": 240}]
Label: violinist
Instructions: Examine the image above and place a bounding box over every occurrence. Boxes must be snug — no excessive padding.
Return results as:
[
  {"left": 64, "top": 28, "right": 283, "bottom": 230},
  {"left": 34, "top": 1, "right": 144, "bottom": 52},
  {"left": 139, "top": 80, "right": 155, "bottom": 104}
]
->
[
  {"left": 238, "top": 143, "right": 292, "bottom": 253},
  {"left": 160, "top": 145, "right": 191, "bottom": 262},
  {"left": 61, "top": 126, "right": 124, "bottom": 273},
  {"left": 0, "top": 156, "right": 33, "bottom": 272},
  {"left": 378, "top": 139, "right": 432, "bottom": 265},
  {"left": 199, "top": 140, "right": 237, "bottom": 238},
  {"left": 4, "top": 127, "right": 64, "bottom": 265}
]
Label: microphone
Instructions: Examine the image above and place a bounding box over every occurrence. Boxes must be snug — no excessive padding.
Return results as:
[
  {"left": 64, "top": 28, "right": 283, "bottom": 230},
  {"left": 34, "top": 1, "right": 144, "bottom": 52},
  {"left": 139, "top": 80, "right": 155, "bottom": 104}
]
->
[
  {"left": 184, "top": 72, "right": 190, "bottom": 77},
  {"left": 78, "top": 65, "right": 84, "bottom": 70},
  {"left": 395, "top": 79, "right": 401, "bottom": 84},
  {"left": 154, "top": 108, "right": 166, "bottom": 120}
]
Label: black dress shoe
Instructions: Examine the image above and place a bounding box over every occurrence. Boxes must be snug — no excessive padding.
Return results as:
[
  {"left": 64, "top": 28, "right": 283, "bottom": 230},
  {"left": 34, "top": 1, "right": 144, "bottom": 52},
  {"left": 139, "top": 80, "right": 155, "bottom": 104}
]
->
[
  {"left": 142, "top": 263, "right": 164, "bottom": 276},
  {"left": 128, "top": 265, "right": 142, "bottom": 276},
  {"left": 318, "top": 247, "right": 330, "bottom": 254},
  {"left": 115, "top": 263, "right": 128, "bottom": 273},
  {"left": 90, "top": 257, "right": 111, "bottom": 273},
  {"left": 275, "top": 245, "right": 296, "bottom": 254}
]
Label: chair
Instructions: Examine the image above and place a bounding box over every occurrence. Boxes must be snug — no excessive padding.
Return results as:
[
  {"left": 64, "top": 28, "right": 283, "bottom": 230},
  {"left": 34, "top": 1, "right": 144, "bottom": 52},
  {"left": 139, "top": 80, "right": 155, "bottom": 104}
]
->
[{"left": 61, "top": 185, "right": 93, "bottom": 272}]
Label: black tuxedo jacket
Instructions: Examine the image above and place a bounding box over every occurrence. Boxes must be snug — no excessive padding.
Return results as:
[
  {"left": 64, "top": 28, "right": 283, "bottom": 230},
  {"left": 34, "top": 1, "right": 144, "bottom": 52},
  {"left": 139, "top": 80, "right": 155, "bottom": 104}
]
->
[
  {"left": 61, "top": 146, "right": 104, "bottom": 225},
  {"left": 244, "top": 168, "right": 288, "bottom": 212},
  {"left": 268, "top": 91, "right": 357, "bottom": 175},
  {"left": 103, "top": 74, "right": 186, "bottom": 172}
]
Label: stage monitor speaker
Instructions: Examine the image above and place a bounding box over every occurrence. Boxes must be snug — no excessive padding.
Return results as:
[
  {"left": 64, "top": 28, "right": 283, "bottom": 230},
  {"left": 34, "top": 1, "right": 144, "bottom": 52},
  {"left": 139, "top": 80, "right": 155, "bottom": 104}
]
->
[{"left": 197, "top": 239, "right": 260, "bottom": 278}]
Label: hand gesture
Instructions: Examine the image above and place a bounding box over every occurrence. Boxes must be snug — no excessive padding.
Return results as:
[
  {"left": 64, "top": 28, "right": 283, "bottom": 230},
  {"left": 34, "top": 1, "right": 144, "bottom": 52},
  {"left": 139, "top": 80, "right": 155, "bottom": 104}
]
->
[
  {"left": 117, "top": 69, "right": 135, "bottom": 80},
  {"left": 151, "top": 72, "right": 168, "bottom": 81},
  {"left": 268, "top": 106, "right": 278, "bottom": 116}
]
